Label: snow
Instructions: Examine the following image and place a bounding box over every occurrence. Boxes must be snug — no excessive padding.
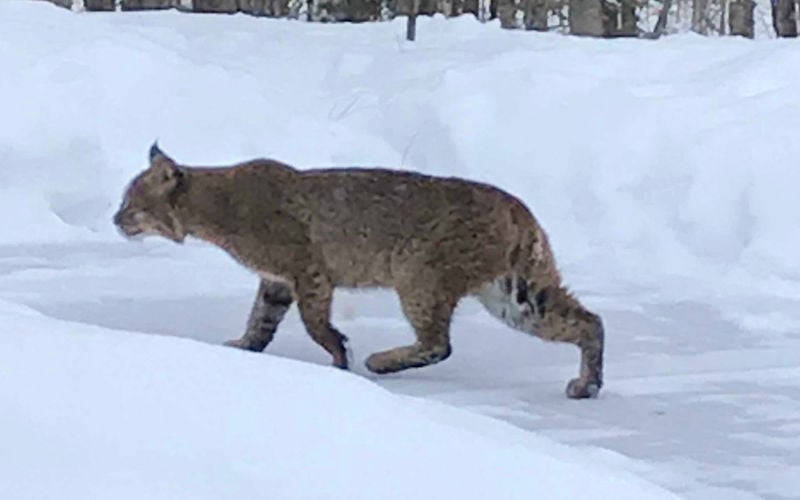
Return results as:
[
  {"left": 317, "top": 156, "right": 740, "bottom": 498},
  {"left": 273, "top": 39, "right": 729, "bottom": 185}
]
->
[
  {"left": 1, "top": 1, "right": 799, "bottom": 498},
  {"left": 0, "top": 301, "right": 678, "bottom": 500}
]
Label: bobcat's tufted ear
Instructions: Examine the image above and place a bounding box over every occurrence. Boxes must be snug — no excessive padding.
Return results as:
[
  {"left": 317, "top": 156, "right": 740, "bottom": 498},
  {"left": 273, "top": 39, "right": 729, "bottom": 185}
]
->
[
  {"left": 149, "top": 141, "right": 172, "bottom": 163},
  {"left": 147, "top": 142, "right": 183, "bottom": 195}
]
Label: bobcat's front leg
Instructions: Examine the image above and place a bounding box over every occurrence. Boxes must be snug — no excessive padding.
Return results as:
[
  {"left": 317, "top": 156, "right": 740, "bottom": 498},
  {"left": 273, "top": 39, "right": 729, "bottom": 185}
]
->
[
  {"left": 294, "top": 268, "right": 350, "bottom": 369},
  {"left": 225, "top": 279, "right": 293, "bottom": 352}
]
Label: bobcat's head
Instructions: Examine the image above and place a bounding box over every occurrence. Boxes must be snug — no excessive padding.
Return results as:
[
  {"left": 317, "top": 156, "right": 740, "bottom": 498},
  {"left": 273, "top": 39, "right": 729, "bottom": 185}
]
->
[{"left": 113, "top": 143, "right": 187, "bottom": 243}]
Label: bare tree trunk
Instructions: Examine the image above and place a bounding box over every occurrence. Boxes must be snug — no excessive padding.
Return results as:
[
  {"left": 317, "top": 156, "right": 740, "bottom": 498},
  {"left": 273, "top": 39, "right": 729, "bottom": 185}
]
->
[
  {"left": 193, "top": 0, "right": 237, "bottom": 11},
  {"left": 121, "top": 0, "right": 174, "bottom": 9},
  {"left": 268, "top": 0, "right": 291, "bottom": 15},
  {"left": 652, "top": 0, "right": 672, "bottom": 35},
  {"left": 406, "top": 16, "right": 417, "bottom": 39},
  {"left": 601, "top": 0, "right": 617, "bottom": 34},
  {"left": 523, "top": 0, "right": 549, "bottom": 29},
  {"left": 237, "top": 0, "right": 266, "bottom": 14},
  {"left": 459, "top": 0, "right": 480, "bottom": 16},
  {"left": 236, "top": 0, "right": 290, "bottom": 15},
  {"left": 692, "top": 0, "right": 709, "bottom": 33},
  {"left": 728, "top": 0, "right": 754, "bottom": 36},
  {"left": 772, "top": 0, "right": 798, "bottom": 36},
  {"left": 389, "top": 0, "right": 410, "bottom": 13},
  {"left": 569, "top": 0, "right": 606, "bottom": 36},
  {"left": 313, "top": 0, "right": 380, "bottom": 20},
  {"left": 389, "top": 0, "right": 431, "bottom": 14},
  {"left": 405, "top": 0, "right": 419, "bottom": 40},
  {"left": 416, "top": 0, "right": 439, "bottom": 13},
  {"left": 84, "top": 0, "right": 115, "bottom": 9},
  {"left": 618, "top": 0, "right": 638, "bottom": 35},
  {"left": 489, "top": 0, "right": 499, "bottom": 18},
  {"left": 496, "top": 0, "right": 518, "bottom": 27},
  {"left": 348, "top": 0, "right": 381, "bottom": 19}
]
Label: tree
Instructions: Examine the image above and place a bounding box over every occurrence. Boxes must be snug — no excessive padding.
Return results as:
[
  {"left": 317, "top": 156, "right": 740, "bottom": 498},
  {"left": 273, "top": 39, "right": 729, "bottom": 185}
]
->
[
  {"left": 407, "top": 0, "right": 419, "bottom": 40},
  {"left": 494, "top": 0, "right": 518, "bottom": 28},
  {"left": 455, "top": 0, "right": 481, "bottom": 16},
  {"left": 651, "top": 0, "right": 672, "bottom": 37},
  {"left": 618, "top": 0, "right": 637, "bottom": 35},
  {"left": 772, "top": 0, "right": 799, "bottom": 36},
  {"left": 728, "top": 0, "right": 755, "bottom": 37},
  {"left": 691, "top": 0, "right": 710, "bottom": 34},
  {"left": 569, "top": 0, "right": 605, "bottom": 36},
  {"left": 121, "top": 0, "right": 174, "bottom": 10},
  {"left": 83, "top": 0, "right": 115, "bottom": 10},
  {"left": 192, "top": 0, "right": 238, "bottom": 12},
  {"left": 313, "top": 0, "right": 381, "bottom": 20},
  {"left": 523, "top": 0, "right": 549, "bottom": 30}
]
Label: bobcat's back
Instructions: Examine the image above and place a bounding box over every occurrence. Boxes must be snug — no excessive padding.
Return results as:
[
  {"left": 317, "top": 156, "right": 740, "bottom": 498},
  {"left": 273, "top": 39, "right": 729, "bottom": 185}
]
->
[{"left": 278, "top": 167, "right": 541, "bottom": 291}]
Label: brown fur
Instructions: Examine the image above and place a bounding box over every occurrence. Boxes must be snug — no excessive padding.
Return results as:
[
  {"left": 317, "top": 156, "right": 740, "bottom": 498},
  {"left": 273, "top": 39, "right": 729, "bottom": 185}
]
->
[{"left": 114, "top": 144, "right": 604, "bottom": 398}]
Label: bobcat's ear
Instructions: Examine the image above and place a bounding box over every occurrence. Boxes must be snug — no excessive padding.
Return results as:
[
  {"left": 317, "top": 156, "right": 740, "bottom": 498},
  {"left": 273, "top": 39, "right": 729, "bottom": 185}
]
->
[
  {"left": 147, "top": 142, "right": 183, "bottom": 195},
  {"left": 149, "top": 141, "right": 172, "bottom": 164}
]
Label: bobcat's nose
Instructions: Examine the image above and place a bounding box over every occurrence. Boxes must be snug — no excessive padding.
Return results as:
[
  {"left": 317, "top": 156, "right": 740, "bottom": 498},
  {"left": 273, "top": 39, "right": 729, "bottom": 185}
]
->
[{"left": 112, "top": 209, "right": 142, "bottom": 237}]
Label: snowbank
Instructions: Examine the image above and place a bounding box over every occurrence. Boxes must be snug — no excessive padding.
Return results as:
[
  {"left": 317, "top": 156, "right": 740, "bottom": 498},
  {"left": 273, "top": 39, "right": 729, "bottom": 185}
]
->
[
  {"left": 3, "top": 3, "right": 798, "bottom": 497},
  {"left": 1, "top": 1, "right": 799, "bottom": 301},
  {"left": 0, "top": 301, "right": 678, "bottom": 499}
]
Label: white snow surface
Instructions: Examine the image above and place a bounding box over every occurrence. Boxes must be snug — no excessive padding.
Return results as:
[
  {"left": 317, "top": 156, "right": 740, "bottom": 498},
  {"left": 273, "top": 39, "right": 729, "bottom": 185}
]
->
[
  {"left": 1, "top": 1, "right": 799, "bottom": 499},
  {"left": 0, "top": 300, "right": 677, "bottom": 500}
]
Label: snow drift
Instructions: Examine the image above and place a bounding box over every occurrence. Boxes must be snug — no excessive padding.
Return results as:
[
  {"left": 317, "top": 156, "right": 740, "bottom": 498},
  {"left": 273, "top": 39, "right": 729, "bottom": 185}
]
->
[
  {"left": 0, "top": 301, "right": 678, "bottom": 499},
  {"left": 2, "top": 1, "right": 799, "bottom": 300}
]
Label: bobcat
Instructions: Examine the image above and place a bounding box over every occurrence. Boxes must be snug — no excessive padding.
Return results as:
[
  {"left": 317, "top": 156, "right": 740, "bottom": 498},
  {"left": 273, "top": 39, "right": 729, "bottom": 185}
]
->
[{"left": 114, "top": 144, "right": 604, "bottom": 398}]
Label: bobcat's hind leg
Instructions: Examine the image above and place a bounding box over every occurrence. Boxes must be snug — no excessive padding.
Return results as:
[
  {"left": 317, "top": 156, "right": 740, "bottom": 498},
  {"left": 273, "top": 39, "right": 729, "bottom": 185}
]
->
[
  {"left": 477, "top": 276, "right": 604, "bottom": 399},
  {"left": 365, "top": 289, "right": 454, "bottom": 374},
  {"left": 524, "top": 284, "right": 604, "bottom": 399},
  {"left": 225, "top": 279, "right": 293, "bottom": 352}
]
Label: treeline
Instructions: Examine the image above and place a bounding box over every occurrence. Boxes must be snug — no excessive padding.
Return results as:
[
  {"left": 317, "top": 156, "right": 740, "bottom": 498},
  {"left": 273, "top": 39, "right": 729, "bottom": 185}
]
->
[{"left": 47, "top": 0, "right": 800, "bottom": 39}]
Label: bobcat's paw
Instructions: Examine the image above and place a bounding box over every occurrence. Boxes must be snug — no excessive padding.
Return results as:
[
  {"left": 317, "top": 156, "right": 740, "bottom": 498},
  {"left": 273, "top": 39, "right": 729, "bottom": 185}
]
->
[
  {"left": 223, "top": 338, "right": 263, "bottom": 352},
  {"left": 223, "top": 338, "right": 247, "bottom": 349},
  {"left": 365, "top": 352, "right": 394, "bottom": 374},
  {"left": 565, "top": 377, "right": 601, "bottom": 399}
]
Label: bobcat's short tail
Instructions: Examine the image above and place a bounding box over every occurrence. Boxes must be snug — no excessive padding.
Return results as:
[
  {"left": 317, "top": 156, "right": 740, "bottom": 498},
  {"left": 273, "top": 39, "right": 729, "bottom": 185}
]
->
[{"left": 475, "top": 274, "right": 543, "bottom": 336}]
